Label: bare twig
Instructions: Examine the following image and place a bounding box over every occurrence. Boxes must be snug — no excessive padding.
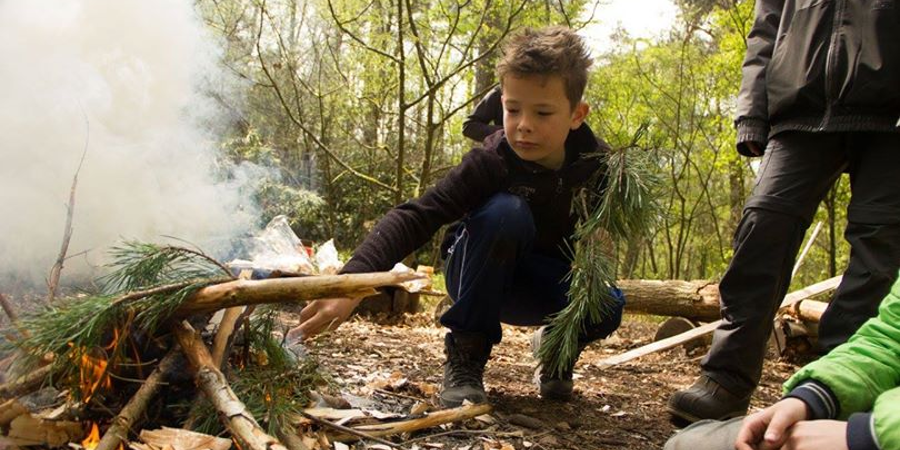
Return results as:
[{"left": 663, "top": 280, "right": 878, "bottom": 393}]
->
[{"left": 48, "top": 115, "right": 89, "bottom": 302}]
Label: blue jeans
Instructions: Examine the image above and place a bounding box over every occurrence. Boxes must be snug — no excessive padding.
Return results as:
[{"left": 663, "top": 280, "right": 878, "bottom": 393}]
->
[{"left": 440, "top": 193, "right": 625, "bottom": 344}]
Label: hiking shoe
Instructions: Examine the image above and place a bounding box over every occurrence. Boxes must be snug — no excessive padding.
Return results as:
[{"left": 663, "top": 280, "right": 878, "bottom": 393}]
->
[
  {"left": 531, "top": 326, "right": 581, "bottom": 400},
  {"left": 440, "top": 331, "right": 492, "bottom": 407},
  {"left": 667, "top": 375, "right": 751, "bottom": 423}
]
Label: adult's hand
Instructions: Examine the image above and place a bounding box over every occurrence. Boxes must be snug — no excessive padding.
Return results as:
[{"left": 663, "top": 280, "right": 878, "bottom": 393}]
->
[
  {"left": 778, "top": 420, "right": 848, "bottom": 450},
  {"left": 287, "top": 297, "right": 363, "bottom": 341},
  {"left": 736, "top": 398, "right": 808, "bottom": 450}
]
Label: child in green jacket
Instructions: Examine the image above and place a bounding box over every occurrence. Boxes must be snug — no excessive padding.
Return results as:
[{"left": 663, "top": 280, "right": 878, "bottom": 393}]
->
[{"left": 665, "top": 273, "right": 900, "bottom": 450}]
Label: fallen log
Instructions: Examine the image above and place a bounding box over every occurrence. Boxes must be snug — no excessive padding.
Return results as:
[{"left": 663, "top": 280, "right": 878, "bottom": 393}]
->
[
  {"left": 597, "top": 276, "right": 842, "bottom": 368},
  {"left": 176, "top": 271, "right": 423, "bottom": 316},
  {"left": 618, "top": 279, "right": 832, "bottom": 323},
  {"left": 173, "top": 321, "right": 287, "bottom": 450},
  {"left": 618, "top": 279, "right": 721, "bottom": 322},
  {"left": 95, "top": 350, "right": 179, "bottom": 450}
]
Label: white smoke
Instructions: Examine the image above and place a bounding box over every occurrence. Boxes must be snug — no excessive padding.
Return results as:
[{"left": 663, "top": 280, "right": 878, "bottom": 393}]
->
[{"left": 0, "top": 0, "right": 260, "bottom": 288}]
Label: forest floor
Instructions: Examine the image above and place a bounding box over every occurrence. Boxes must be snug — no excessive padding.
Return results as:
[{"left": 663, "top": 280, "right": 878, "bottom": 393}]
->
[{"left": 283, "top": 311, "right": 805, "bottom": 450}]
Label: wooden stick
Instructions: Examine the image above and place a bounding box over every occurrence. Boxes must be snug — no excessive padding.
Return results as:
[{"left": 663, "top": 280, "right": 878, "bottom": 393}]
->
[
  {"left": 176, "top": 271, "right": 422, "bottom": 316},
  {"left": 211, "top": 307, "right": 246, "bottom": 368},
  {"left": 0, "top": 365, "right": 52, "bottom": 400},
  {"left": 298, "top": 411, "right": 404, "bottom": 448},
  {"left": 173, "top": 321, "right": 287, "bottom": 450},
  {"left": 324, "top": 403, "right": 492, "bottom": 442},
  {"left": 596, "top": 276, "right": 843, "bottom": 369},
  {"left": 95, "top": 350, "right": 178, "bottom": 450},
  {"left": 48, "top": 123, "right": 89, "bottom": 302},
  {"left": 791, "top": 221, "right": 823, "bottom": 278}
]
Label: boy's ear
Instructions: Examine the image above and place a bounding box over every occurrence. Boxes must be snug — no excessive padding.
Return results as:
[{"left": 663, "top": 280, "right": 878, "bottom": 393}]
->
[{"left": 570, "top": 101, "right": 590, "bottom": 129}]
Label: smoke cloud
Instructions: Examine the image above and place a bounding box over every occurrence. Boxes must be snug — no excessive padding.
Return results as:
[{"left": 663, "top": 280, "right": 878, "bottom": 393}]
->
[{"left": 0, "top": 0, "right": 259, "bottom": 288}]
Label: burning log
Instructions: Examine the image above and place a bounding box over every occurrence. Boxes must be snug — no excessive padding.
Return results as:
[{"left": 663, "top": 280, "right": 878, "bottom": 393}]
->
[{"left": 173, "top": 321, "right": 288, "bottom": 450}]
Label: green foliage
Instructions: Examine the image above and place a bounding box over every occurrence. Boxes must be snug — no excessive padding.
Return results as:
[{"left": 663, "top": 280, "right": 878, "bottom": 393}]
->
[
  {"left": 8, "top": 242, "right": 231, "bottom": 401},
  {"left": 188, "top": 308, "right": 329, "bottom": 436}
]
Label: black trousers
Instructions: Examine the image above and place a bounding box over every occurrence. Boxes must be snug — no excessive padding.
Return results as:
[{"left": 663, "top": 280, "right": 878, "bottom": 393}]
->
[{"left": 702, "top": 131, "right": 900, "bottom": 395}]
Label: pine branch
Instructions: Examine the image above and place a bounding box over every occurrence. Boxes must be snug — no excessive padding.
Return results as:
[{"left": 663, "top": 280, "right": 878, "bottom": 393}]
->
[{"left": 538, "top": 124, "right": 661, "bottom": 377}]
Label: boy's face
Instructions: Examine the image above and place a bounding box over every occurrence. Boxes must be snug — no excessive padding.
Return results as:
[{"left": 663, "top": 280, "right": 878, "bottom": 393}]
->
[{"left": 501, "top": 74, "right": 589, "bottom": 170}]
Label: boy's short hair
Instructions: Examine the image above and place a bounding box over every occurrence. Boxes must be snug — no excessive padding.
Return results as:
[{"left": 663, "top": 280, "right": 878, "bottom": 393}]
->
[{"left": 497, "top": 26, "right": 592, "bottom": 109}]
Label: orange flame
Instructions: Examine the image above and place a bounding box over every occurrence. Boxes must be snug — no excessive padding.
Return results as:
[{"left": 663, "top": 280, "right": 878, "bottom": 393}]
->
[
  {"left": 82, "top": 422, "right": 100, "bottom": 449},
  {"left": 79, "top": 351, "right": 111, "bottom": 403}
]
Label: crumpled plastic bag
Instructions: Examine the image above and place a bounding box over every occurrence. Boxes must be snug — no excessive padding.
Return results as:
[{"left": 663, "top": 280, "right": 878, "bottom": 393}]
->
[{"left": 228, "top": 215, "right": 345, "bottom": 276}]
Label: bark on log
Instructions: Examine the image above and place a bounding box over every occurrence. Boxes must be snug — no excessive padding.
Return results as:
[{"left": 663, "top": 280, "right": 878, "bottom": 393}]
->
[
  {"left": 95, "top": 351, "right": 179, "bottom": 450},
  {"left": 174, "top": 321, "right": 287, "bottom": 450},
  {"left": 618, "top": 279, "right": 721, "bottom": 322},
  {"left": 176, "top": 272, "right": 422, "bottom": 316},
  {"left": 786, "top": 299, "right": 828, "bottom": 323}
]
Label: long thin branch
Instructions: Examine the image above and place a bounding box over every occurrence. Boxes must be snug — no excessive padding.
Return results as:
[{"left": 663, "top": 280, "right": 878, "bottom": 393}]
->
[
  {"left": 175, "top": 271, "right": 421, "bottom": 316},
  {"left": 48, "top": 116, "right": 89, "bottom": 302}
]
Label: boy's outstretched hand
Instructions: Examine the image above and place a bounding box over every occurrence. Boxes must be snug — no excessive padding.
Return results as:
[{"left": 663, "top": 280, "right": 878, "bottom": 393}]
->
[
  {"left": 286, "top": 297, "right": 363, "bottom": 341},
  {"left": 735, "top": 398, "right": 808, "bottom": 450}
]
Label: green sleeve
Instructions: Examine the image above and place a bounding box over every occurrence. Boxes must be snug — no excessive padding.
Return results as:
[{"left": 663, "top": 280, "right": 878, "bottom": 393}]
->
[
  {"left": 784, "top": 277, "right": 900, "bottom": 419},
  {"left": 872, "top": 386, "right": 900, "bottom": 449}
]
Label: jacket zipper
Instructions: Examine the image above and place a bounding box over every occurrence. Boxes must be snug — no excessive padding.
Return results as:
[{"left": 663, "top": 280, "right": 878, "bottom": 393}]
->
[{"left": 821, "top": 0, "right": 846, "bottom": 130}]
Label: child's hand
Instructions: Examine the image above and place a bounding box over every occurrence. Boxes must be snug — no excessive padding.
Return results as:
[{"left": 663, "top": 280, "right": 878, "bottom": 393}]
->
[
  {"left": 735, "top": 398, "right": 808, "bottom": 450},
  {"left": 287, "top": 297, "right": 363, "bottom": 340},
  {"left": 777, "top": 420, "right": 848, "bottom": 450}
]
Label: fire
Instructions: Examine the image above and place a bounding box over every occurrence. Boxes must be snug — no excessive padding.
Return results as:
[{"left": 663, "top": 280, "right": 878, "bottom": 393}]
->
[
  {"left": 82, "top": 422, "right": 100, "bottom": 449},
  {"left": 68, "top": 343, "right": 112, "bottom": 403}
]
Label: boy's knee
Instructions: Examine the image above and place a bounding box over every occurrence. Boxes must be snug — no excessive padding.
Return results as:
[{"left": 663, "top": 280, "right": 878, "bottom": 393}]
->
[{"left": 472, "top": 193, "right": 535, "bottom": 241}]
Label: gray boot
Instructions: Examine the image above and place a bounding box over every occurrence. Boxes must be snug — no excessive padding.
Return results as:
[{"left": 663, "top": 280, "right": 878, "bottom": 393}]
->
[
  {"left": 440, "top": 331, "right": 492, "bottom": 407},
  {"left": 531, "top": 326, "right": 585, "bottom": 400}
]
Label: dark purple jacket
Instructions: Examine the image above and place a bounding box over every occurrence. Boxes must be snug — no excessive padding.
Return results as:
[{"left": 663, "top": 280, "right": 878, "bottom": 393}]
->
[{"left": 342, "top": 124, "right": 610, "bottom": 274}]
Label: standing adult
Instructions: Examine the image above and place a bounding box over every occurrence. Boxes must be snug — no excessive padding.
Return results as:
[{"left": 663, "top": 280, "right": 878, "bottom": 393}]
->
[
  {"left": 668, "top": 0, "right": 900, "bottom": 423},
  {"left": 462, "top": 87, "right": 503, "bottom": 142}
]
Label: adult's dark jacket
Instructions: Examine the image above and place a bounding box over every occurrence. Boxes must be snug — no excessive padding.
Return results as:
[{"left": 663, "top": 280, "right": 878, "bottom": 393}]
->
[
  {"left": 736, "top": 0, "right": 900, "bottom": 156},
  {"left": 341, "top": 124, "right": 609, "bottom": 274},
  {"left": 462, "top": 87, "right": 503, "bottom": 142}
]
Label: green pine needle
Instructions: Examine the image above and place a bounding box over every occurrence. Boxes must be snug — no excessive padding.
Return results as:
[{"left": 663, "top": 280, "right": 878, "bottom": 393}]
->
[
  {"left": 538, "top": 124, "right": 660, "bottom": 377},
  {"left": 188, "top": 309, "right": 328, "bottom": 436},
  {"left": 5, "top": 240, "right": 235, "bottom": 401}
]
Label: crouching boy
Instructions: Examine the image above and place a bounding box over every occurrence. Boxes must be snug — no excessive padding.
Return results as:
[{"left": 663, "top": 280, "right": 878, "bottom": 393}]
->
[{"left": 290, "top": 26, "right": 626, "bottom": 407}]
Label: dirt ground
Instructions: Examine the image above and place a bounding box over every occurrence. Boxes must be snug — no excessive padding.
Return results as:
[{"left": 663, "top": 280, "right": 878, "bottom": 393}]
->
[{"left": 287, "top": 311, "right": 805, "bottom": 450}]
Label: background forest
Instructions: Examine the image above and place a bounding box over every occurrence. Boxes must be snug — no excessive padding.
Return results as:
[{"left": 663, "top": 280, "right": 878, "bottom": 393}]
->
[{"left": 199, "top": 0, "right": 850, "bottom": 288}]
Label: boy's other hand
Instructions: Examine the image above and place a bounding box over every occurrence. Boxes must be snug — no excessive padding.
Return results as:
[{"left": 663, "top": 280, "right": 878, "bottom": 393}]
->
[
  {"left": 777, "top": 420, "right": 848, "bottom": 450},
  {"left": 746, "top": 141, "right": 764, "bottom": 156},
  {"left": 287, "top": 297, "right": 363, "bottom": 340},
  {"left": 736, "top": 398, "right": 808, "bottom": 450}
]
